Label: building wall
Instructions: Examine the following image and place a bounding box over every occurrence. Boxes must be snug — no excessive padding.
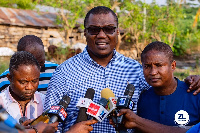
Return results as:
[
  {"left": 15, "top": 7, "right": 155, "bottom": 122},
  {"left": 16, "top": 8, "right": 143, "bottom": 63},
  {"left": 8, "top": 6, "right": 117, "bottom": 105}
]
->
[{"left": 0, "top": 25, "right": 86, "bottom": 52}]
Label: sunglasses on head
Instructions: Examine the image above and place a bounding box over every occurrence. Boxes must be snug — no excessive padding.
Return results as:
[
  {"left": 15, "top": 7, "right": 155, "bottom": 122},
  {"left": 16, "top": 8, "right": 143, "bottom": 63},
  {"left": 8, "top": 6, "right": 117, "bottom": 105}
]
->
[{"left": 86, "top": 26, "right": 117, "bottom": 35}]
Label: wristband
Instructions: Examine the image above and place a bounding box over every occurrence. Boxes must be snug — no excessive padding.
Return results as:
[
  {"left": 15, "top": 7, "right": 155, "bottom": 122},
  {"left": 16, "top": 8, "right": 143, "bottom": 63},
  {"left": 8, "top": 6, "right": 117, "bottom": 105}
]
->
[{"left": 31, "top": 126, "right": 39, "bottom": 133}]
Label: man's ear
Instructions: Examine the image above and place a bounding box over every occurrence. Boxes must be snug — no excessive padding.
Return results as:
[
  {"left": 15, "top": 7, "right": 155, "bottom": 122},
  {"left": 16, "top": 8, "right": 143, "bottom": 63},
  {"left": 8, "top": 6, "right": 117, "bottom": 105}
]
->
[
  {"left": 171, "top": 60, "right": 176, "bottom": 71},
  {"left": 7, "top": 73, "right": 12, "bottom": 82}
]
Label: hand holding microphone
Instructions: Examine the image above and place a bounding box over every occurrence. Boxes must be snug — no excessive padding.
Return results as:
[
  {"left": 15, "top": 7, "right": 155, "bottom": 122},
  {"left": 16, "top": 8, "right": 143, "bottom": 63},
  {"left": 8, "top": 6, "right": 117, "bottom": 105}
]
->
[
  {"left": 115, "top": 84, "right": 135, "bottom": 132},
  {"left": 67, "top": 119, "right": 98, "bottom": 133},
  {"left": 86, "top": 88, "right": 117, "bottom": 122},
  {"left": 30, "top": 94, "right": 71, "bottom": 126},
  {"left": 47, "top": 94, "right": 71, "bottom": 124},
  {"left": 76, "top": 88, "right": 95, "bottom": 123}
]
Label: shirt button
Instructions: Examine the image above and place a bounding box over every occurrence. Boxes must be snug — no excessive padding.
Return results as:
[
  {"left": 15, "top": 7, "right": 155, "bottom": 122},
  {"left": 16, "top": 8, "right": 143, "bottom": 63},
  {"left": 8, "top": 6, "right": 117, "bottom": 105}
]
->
[
  {"left": 161, "top": 111, "right": 164, "bottom": 114},
  {"left": 161, "top": 97, "right": 164, "bottom": 100}
]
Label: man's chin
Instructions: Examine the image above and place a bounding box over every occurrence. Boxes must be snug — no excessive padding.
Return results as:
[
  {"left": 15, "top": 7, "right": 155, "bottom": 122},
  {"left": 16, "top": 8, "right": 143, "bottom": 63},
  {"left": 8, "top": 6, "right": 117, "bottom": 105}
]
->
[
  {"left": 20, "top": 95, "right": 33, "bottom": 101},
  {"left": 96, "top": 51, "right": 113, "bottom": 58}
]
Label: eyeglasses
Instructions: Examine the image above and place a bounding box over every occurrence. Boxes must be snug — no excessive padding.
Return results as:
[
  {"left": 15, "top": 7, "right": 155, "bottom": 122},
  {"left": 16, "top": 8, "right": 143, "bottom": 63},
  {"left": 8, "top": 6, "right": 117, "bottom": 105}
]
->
[{"left": 86, "top": 26, "right": 117, "bottom": 35}]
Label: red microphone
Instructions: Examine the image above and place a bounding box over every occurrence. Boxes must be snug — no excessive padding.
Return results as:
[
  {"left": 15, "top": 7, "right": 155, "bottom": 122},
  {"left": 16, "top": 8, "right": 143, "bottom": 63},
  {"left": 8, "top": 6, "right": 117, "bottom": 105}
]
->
[{"left": 47, "top": 95, "right": 71, "bottom": 124}]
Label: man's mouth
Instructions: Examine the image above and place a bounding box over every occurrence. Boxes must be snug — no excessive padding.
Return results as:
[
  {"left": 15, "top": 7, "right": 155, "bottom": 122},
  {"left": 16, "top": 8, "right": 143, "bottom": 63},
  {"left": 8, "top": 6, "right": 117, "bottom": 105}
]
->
[
  {"left": 150, "top": 78, "right": 160, "bottom": 82},
  {"left": 96, "top": 42, "right": 108, "bottom": 50},
  {"left": 25, "top": 92, "right": 33, "bottom": 96}
]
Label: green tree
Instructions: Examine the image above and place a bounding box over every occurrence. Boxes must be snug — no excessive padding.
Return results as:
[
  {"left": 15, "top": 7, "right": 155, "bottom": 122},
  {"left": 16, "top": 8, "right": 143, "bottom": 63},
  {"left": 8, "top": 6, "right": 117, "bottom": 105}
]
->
[
  {"left": 39, "top": 0, "right": 86, "bottom": 45},
  {"left": 0, "top": 0, "right": 37, "bottom": 9},
  {"left": 118, "top": 0, "right": 145, "bottom": 57}
]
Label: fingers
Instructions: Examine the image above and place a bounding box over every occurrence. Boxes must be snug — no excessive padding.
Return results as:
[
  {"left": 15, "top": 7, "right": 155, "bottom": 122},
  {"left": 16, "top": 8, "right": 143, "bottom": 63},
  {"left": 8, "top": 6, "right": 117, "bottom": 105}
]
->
[
  {"left": 21, "top": 119, "right": 32, "bottom": 126},
  {"left": 85, "top": 125, "right": 93, "bottom": 132},
  {"left": 49, "top": 121, "right": 59, "bottom": 128},
  {"left": 185, "top": 75, "right": 200, "bottom": 95},
  {"left": 84, "top": 119, "right": 98, "bottom": 125},
  {"left": 117, "top": 109, "right": 129, "bottom": 116},
  {"left": 184, "top": 75, "right": 192, "bottom": 84},
  {"left": 193, "top": 89, "right": 200, "bottom": 95}
]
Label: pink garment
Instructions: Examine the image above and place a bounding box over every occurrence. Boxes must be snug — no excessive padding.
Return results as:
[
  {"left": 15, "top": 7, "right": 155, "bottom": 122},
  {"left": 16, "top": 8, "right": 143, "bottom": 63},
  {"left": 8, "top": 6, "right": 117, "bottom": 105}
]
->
[{"left": 0, "top": 86, "right": 45, "bottom": 123}]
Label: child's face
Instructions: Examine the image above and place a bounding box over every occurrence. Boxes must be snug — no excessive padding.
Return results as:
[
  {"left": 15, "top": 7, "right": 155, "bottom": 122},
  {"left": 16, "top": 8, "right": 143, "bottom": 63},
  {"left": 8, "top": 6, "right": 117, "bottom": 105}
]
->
[
  {"left": 142, "top": 50, "right": 176, "bottom": 88},
  {"left": 9, "top": 64, "right": 40, "bottom": 100}
]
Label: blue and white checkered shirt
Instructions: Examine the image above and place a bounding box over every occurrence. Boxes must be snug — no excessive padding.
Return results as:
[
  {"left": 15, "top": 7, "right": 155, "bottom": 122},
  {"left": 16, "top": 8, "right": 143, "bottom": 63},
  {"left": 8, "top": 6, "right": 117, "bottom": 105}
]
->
[{"left": 44, "top": 47, "right": 150, "bottom": 133}]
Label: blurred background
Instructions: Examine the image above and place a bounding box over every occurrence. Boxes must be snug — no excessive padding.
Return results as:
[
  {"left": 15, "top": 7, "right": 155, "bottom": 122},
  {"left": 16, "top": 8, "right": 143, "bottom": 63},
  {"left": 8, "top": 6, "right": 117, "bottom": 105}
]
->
[{"left": 0, "top": 0, "right": 200, "bottom": 80}]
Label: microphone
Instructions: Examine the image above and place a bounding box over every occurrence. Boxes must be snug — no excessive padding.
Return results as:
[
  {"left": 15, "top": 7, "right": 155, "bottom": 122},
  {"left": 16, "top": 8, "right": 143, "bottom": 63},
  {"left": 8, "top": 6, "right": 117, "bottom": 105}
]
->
[
  {"left": 86, "top": 88, "right": 117, "bottom": 122},
  {"left": 30, "top": 94, "right": 71, "bottom": 125},
  {"left": 101, "top": 88, "right": 117, "bottom": 113},
  {"left": 86, "top": 97, "right": 108, "bottom": 122},
  {"left": 47, "top": 94, "right": 71, "bottom": 124},
  {"left": 115, "top": 84, "right": 135, "bottom": 131},
  {"left": 76, "top": 88, "right": 95, "bottom": 123},
  {"left": 0, "top": 105, "right": 25, "bottom": 131}
]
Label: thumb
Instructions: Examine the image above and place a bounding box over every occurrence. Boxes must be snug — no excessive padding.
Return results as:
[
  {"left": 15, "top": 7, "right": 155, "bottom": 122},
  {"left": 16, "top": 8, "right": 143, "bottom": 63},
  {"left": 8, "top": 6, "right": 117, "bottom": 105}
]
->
[{"left": 118, "top": 109, "right": 128, "bottom": 116}]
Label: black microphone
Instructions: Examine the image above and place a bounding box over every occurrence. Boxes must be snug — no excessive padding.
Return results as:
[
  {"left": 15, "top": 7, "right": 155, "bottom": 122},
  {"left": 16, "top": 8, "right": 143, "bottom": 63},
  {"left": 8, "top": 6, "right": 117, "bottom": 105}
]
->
[
  {"left": 0, "top": 105, "right": 25, "bottom": 131},
  {"left": 47, "top": 94, "right": 71, "bottom": 124},
  {"left": 76, "top": 88, "right": 95, "bottom": 123},
  {"left": 115, "top": 84, "right": 135, "bottom": 132}
]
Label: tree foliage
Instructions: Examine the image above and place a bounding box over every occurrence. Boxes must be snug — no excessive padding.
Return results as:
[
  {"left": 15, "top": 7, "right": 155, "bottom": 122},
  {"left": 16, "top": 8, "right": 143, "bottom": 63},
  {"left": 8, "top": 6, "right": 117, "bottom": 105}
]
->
[
  {"left": 0, "top": 0, "right": 36, "bottom": 9},
  {"left": 0, "top": 0, "right": 200, "bottom": 56}
]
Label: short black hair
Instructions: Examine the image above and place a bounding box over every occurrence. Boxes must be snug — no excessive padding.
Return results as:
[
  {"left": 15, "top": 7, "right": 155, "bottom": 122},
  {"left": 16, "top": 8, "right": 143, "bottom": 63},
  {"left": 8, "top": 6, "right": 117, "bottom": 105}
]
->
[
  {"left": 17, "top": 35, "right": 44, "bottom": 51},
  {"left": 141, "top": 41, "right": 173, "bottom": 63},
  {"left": 9, "top": 51, "right": 40, "bottom": 75},
  {"left": 84, "top": 6, "right": 118, "bottom": 28}
]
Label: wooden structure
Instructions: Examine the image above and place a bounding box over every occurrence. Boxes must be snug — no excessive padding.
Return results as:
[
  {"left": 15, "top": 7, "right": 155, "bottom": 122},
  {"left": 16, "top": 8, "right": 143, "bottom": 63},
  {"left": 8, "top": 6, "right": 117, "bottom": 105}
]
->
[{"left": 0, "top": 7, "right": 85, "bottom": 52}]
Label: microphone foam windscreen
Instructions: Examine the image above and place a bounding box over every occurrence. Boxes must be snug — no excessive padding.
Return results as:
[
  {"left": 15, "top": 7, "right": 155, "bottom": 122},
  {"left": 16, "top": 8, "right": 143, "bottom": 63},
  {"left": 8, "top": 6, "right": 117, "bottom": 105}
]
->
[
  {"left": 85, "top": 88, "right": 95, "bottom": 99},
  {"left": 124, "top": 84, "right": 135, "bottom": 97},
  {"left": 101, "top": 88, "right": 115, "bottom": 99},
  {"left": 59, "top": 95, "right": 71, "bottom": 109}
]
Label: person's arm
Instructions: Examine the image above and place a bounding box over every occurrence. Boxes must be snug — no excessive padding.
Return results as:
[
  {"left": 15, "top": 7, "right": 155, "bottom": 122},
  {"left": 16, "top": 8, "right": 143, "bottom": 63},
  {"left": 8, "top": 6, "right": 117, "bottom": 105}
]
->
[
  {"left": 18, "top": 121, "right": 58, "bottom": 133},
  {"left": 66, "top": 119, "right": 98, "bottom": 133},
  {"left": 184, "top": 75, "right": 200, "bottom": 95},
  {"left": 110, "top": 109, "right": 187, "bottom": 133}
]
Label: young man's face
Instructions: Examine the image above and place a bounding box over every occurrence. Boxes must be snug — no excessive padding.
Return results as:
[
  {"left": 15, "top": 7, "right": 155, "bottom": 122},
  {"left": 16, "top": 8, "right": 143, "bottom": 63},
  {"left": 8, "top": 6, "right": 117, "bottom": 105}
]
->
[
  {"left": 142, "top": 50, "right": 176, "bottom": 88},
  {"left": 84, "top": 12, "right": 119, "bottom": 59},
  {"left": 8, "top": 65, "right": 40, "bottom": 101}
]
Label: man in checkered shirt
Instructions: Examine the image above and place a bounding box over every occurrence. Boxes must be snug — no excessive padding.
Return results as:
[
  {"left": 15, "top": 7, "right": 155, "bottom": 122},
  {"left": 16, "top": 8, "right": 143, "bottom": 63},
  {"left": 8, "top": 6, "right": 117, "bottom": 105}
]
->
[
  {"left": 44, "top": 5, "right": 200, "bottom": 133},
  {"left": 44, "top": 6, "right": 150, "bottom": 133}
]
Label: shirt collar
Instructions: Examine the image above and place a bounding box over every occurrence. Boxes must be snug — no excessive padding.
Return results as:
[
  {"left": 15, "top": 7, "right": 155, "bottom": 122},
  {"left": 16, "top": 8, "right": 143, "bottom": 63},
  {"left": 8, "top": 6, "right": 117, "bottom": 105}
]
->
[{"left": 5, "top": 86, "right": 40, "bottom": 105}]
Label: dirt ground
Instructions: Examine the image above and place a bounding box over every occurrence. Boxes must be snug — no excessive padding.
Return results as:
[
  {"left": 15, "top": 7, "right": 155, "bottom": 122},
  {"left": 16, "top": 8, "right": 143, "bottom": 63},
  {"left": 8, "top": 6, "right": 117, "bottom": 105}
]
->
[{"left": 174, "top": 53, "right": 200, "bottom": 69}]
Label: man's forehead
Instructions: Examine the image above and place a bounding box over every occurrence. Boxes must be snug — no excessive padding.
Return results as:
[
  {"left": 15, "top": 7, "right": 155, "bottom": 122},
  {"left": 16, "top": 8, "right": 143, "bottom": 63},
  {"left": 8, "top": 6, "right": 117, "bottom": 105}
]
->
[{"left": 87, "top": 13, "right": 117, "bottom": 26}]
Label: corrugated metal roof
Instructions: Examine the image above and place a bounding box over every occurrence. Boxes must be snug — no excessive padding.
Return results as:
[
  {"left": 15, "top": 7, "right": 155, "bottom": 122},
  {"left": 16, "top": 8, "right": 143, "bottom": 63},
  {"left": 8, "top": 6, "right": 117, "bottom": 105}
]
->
[{"left": 0, "top": 7, "right": 59, "bottom": 28}]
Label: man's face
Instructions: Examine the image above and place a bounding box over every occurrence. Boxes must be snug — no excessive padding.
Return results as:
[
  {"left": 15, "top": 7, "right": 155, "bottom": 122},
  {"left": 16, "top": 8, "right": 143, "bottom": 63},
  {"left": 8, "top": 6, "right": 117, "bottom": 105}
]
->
[
  {"left": 25, "top": 45, "right": 45, "bottom": 67},
  {"left": 84, "top": 13, "right": 119, "bottom": 59},
  {"left": 142, "top": 50, "right": 176, "bottom": 88},
  {"left": 8, "top": 65, "right": 40, "bottom": 100}
]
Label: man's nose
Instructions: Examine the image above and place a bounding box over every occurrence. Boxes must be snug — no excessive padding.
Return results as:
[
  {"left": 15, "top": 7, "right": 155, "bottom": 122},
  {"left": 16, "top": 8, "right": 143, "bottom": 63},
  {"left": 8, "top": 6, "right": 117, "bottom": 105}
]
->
[
  {"left": 150, "top": 66, "right": 158, "bottom": 75},
  {"left": 97, "top": 29, "right": 107, "bottom": 38},
  {"left": 25, "top": 82, "right": 34, "bottom": 90}
]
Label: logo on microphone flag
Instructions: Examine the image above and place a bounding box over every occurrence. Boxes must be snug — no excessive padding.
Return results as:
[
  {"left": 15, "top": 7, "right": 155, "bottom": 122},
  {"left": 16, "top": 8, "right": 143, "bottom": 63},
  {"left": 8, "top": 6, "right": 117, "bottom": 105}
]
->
[
  {"left": 87, "top": 102, "right": 109, "bottom": 122},
  {"left": 87, "top": 102, "right": 100, "bottom": 116},
  {"left": 49, "top": 106, "right": 60, "bottom": 113},
  {"left": 105, "top": 97, "right": 117, "bottom": 113},
  {"left": 59, "top": 108, "right": 67, "bottom": 121},
  {"left": 76, "top": 98, "right": 93, "bottom": 109}
]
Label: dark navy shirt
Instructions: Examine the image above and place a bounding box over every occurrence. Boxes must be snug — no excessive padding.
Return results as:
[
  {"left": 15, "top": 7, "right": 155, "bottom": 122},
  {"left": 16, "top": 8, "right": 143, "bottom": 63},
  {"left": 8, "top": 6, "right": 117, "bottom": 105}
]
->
[{"left": 137, "top": 78, "right": 200, "bottom": 126}]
